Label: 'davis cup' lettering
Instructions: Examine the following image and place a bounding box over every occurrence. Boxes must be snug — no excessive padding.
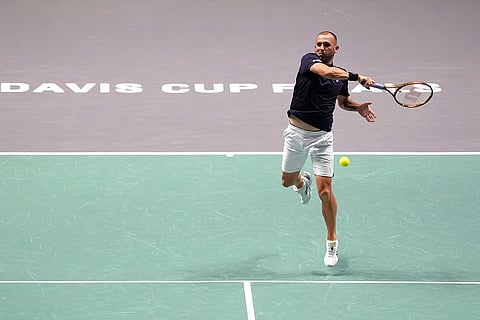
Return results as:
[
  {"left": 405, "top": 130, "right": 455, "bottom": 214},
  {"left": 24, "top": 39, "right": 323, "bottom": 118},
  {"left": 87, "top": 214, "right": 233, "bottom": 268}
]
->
[{"left": 0, "top": 82, "right": 441, "bottom": 94}]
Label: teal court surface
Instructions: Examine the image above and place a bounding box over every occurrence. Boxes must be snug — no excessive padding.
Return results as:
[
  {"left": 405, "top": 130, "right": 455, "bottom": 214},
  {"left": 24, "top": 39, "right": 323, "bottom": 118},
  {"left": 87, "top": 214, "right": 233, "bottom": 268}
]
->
[{"left": 1, "top": 153, "right": 479, "bottom": 319}]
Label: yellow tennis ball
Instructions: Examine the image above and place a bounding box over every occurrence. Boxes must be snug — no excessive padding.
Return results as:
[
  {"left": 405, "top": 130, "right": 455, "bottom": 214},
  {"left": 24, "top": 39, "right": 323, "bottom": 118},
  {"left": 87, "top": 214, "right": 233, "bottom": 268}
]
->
[{"left": 339, "top": 156, "right": 350, "bottom": 167}]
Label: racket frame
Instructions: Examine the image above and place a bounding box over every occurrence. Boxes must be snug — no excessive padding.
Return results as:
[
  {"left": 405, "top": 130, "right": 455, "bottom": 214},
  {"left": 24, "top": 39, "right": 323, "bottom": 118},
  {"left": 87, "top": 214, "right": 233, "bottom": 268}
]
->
[{"left": 373, "top": 81, "right": 433, "bottom": 108}]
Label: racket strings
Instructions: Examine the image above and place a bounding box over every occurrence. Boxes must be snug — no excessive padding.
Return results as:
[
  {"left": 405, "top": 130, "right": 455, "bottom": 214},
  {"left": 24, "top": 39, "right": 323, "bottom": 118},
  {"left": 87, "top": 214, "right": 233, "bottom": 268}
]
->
[{"left": 395, "top": 83, "right": 433, "bottom": 108}]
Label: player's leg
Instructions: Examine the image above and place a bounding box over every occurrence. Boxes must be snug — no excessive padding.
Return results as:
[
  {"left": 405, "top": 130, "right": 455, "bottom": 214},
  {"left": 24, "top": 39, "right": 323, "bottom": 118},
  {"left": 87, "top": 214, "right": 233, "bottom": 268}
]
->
[
  {"left": 309, "top": 131, "right": 339, "bottom": 266},
  {"left": 281, "top": 124, "right": 311, "bottom": 204},
  {"left": 316, "top": 175, "right": 339, "bottom": 267},
  {"left": 282, "top": 171, "right": 312, "bottom": 205},
  {"left": 316, "top": 175, "right": 337, "bottom": 241},
  {"left": 281, "top": 171, "right": 302, "bottom": 188}
]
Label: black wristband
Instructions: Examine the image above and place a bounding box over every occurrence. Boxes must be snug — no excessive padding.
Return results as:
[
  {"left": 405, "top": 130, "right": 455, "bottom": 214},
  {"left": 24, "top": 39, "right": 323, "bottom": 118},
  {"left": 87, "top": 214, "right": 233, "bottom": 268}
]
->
[{"left": 348, "top": 72, "right": 359, "bottom": 81}]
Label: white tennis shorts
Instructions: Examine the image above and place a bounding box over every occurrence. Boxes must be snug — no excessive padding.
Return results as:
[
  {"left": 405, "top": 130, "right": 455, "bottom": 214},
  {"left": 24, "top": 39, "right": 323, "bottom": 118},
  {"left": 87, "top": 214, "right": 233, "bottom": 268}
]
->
[{"left": 282, "top": 123, "right": 334, "bottom": 177}]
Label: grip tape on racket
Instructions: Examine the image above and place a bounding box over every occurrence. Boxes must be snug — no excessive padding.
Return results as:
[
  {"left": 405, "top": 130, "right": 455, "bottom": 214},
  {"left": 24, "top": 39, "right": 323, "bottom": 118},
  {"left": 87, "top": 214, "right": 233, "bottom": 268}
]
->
[{"left": 372, "top": 83, "right": 385, "bottom": 89}]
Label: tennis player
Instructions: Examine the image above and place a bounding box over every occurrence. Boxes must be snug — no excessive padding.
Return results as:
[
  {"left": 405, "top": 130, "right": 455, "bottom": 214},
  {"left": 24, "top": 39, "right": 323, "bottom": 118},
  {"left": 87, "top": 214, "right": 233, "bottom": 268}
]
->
[{"left": 281, "top": 31, "right": 376, "bottom": 267}]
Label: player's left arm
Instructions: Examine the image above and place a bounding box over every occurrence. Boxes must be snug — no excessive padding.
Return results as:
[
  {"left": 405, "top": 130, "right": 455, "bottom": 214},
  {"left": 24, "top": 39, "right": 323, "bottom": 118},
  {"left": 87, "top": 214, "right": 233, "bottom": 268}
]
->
[{"left": 337, "top": 95, "right": 376, "bottom": 122}]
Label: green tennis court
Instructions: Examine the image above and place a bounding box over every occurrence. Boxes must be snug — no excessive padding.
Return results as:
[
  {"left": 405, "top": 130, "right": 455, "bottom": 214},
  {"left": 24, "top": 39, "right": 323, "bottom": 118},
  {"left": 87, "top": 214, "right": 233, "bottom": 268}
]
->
[{"left": 1, "top": 153, "right": 479, "bottom": 319}]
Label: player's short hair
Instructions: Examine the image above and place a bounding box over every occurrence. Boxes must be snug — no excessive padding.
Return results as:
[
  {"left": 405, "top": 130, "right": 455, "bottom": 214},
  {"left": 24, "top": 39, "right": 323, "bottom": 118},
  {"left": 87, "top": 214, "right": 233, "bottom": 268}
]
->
[{"left": 318, "top": 31, "right": 338, "bottom": 42}]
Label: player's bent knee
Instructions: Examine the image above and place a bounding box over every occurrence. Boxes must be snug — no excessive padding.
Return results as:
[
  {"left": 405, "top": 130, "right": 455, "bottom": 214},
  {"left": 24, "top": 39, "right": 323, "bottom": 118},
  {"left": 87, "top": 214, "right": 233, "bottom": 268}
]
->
[
  {"left": 282, "top": 178, "right": 293, "bottom": 188},
  {"left": 281, "top": 172, "right": 298, "bottom": 187}
]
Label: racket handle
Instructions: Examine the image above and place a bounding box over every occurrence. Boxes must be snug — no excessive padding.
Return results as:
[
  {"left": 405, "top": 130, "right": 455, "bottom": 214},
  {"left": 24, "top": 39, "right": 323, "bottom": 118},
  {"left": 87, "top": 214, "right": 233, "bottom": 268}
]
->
[{"left": 372, "top": 83, "right": 385, "bottom": 89}]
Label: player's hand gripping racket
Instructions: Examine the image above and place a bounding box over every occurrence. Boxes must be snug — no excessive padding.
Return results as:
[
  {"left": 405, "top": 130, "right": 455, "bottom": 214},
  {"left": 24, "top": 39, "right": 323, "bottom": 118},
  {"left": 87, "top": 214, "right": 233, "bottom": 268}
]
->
[{"left": 372, "top": 81, "right": 433, "bottom": 108}]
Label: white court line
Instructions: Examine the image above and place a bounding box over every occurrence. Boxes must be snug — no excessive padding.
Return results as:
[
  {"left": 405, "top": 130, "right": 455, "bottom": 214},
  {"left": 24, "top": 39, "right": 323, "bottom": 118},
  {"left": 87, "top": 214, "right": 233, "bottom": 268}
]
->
[
  {"left": 243, "top": 281, "right": 256, "bottom": 320},
  {"left": 0, "top": 152, "right": 280, "bottom": 156},
  {"left": 0, "top": 152, "right": 479, "bottom": 156},
  {"left": 1, "top": 280, "right": 479, "bottom": 285}
]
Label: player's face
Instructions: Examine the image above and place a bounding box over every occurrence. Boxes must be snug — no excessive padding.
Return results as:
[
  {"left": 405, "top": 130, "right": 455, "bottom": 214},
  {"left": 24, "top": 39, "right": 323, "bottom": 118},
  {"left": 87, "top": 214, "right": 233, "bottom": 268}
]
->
[{"left": 314, "top": 33, "right": 339, "bottom": 64}]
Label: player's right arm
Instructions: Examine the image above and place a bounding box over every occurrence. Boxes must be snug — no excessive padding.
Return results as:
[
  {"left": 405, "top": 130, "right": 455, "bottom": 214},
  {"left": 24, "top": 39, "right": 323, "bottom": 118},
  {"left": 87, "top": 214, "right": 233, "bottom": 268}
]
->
[
  {"left": 309, "top": 63, "right": 349, "bottom": 80},
  {"left": 309, "top": 63, "right": 375, "bottom": 88}
]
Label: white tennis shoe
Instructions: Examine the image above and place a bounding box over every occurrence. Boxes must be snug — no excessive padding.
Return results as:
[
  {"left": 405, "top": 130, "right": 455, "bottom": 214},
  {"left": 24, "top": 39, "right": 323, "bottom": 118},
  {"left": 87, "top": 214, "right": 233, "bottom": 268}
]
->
[
  {"left": 324, "top": 239, "right": 339, "bottom": 267},
  {"left": 294, "top": 172, "right": 312, "bottom": 205}
]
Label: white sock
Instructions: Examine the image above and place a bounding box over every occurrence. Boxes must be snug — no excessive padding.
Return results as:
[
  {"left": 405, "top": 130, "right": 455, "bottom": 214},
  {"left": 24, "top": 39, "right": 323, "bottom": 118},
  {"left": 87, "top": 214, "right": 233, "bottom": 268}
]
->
[{"left": 326, "top": 239, "right": 338, "bottom": 247}]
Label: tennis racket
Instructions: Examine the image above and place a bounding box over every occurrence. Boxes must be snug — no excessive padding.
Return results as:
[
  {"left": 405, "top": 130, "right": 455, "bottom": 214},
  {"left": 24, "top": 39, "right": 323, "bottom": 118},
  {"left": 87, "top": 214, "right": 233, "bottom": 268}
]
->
[{"left": 372, "top": 81, "right": 433, "bottom": 108}]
